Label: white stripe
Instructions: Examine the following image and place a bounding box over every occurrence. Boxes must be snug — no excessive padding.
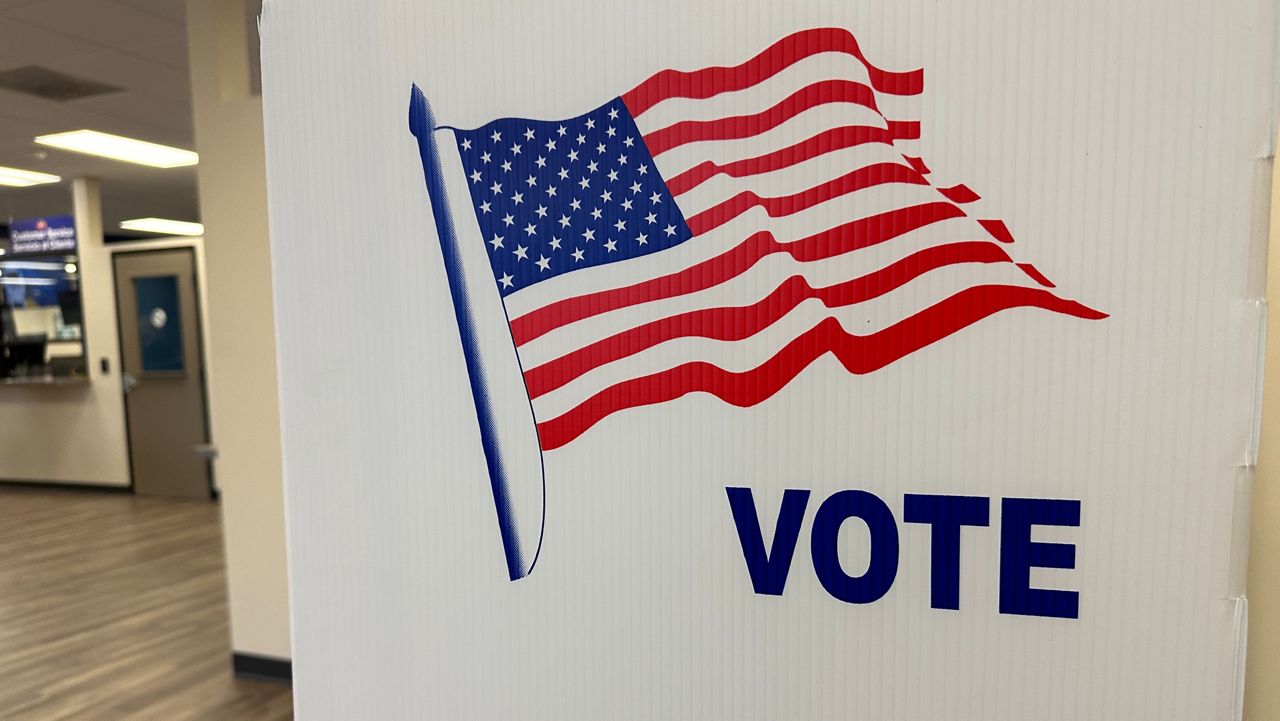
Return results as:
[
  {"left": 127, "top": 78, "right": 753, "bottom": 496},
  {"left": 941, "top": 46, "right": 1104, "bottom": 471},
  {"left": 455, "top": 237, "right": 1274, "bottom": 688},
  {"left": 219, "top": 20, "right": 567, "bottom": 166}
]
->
[
  {"left": 502, "top": 181, "right": 970, "bottom": 319},
  {"left": 649, "top": 102, "right": 890, "bottom": 180},
  {"left": 529, "top": 263, "right": 1040, "bottom": 422},
  {"left": 672, "top": 142, "right": 917, "bottom": 219},
  {"left": 515, "top": 222, "right": 1001, "bottom": 369},
  {"left": 633, "top": 50, "right": 916, "bottom": 135}
]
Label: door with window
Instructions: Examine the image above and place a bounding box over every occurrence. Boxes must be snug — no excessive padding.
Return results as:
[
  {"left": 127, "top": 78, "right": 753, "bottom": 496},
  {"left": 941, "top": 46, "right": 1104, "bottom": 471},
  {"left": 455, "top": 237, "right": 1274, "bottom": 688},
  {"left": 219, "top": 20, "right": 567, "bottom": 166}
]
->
[{"left": 114, "top": 248, "right": 211, "bottom": 499}]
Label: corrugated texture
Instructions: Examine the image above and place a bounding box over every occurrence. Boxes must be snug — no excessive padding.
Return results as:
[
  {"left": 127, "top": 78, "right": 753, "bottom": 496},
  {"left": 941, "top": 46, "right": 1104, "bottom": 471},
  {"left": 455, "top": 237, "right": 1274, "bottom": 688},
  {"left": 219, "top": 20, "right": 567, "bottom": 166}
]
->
[{"left": 259, "top": 1, "right": 1278, "bottom": 718}]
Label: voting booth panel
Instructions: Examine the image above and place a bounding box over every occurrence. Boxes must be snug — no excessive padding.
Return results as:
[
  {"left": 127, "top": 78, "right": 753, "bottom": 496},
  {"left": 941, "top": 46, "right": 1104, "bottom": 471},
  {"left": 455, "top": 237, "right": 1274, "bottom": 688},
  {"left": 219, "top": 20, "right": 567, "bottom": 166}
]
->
[{"left": 259, "top": 1, "right": 1277, "bottom": 718}]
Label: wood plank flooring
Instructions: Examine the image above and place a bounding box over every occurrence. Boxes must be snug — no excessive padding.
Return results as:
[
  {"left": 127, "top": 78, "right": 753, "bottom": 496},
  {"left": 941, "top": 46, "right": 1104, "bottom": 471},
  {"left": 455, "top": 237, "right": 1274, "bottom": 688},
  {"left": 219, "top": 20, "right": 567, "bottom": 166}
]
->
[{"left": 0, "top": 487, "right": 293, "bottom": 720}]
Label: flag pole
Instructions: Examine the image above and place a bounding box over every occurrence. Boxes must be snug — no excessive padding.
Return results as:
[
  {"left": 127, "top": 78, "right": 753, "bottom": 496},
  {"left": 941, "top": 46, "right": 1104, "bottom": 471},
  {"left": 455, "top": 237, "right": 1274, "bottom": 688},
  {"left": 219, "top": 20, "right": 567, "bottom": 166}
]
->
[{"left": 409, "top": 86, "right": 544, "bottom": 580}]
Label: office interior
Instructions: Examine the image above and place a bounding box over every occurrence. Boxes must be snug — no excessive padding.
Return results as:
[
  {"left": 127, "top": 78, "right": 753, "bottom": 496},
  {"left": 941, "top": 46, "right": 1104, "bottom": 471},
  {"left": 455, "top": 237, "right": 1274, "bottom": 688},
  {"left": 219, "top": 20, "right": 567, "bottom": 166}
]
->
[{"left": 0, "top": 0, "right": 290, "bottom": 718}]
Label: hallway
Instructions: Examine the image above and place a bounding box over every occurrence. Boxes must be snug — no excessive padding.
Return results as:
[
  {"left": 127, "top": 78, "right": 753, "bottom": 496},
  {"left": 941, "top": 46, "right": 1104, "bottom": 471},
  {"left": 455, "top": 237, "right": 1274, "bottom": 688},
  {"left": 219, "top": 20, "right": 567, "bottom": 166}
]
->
[{"left": 0, "top": 487, "right": 292, "bottom": 720}]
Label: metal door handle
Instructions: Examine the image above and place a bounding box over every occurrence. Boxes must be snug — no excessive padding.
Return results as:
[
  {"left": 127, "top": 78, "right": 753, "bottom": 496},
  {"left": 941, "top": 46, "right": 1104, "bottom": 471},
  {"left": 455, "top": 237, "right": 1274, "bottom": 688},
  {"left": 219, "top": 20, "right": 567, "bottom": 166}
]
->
[{"left": 122, "top": 372, "right": 138, "bottom": 395}]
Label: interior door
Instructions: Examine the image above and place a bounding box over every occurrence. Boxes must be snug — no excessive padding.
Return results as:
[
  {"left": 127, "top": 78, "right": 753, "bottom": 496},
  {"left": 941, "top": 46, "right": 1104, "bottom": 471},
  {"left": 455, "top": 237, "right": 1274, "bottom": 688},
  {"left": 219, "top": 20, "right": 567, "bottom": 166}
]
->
[{"left": 114, "top": 248, "right": 211, "bottom": 499}]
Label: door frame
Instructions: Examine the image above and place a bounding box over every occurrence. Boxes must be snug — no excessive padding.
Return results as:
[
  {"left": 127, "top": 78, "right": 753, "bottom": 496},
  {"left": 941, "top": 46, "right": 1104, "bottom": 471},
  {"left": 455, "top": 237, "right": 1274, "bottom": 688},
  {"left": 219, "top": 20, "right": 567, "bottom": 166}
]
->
[{"left": 111, "top": 246, "right": 216, "bottom": 499}]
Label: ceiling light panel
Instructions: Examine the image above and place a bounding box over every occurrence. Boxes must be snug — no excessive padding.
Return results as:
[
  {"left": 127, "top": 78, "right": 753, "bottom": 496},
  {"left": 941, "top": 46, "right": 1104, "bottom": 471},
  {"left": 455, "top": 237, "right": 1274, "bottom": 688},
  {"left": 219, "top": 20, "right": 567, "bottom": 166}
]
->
[{"left": 34, "top": 130, "right": 198, "bottom": 168}]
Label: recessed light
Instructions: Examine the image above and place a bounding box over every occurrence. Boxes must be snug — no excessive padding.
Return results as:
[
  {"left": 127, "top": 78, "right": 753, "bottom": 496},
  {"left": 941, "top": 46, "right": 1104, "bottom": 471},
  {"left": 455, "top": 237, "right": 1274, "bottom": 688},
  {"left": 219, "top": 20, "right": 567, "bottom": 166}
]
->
[
  {"left": 64, "top": 263, "right": 77, "bottom": 274},
  {"left": 0, "top": 165, "right": 61, "bottom": 187},
  {"left": 34, "top": 130, "right": 198, "bottom": 168},
  {"left": 119, "top": 218, "right": 204, "bottom": 236}
]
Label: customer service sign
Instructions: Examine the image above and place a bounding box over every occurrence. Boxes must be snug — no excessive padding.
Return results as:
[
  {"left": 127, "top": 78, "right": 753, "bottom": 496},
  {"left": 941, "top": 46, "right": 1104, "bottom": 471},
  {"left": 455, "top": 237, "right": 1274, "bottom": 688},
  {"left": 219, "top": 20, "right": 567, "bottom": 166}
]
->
[{"left": 262, "top": 1, "right": 1276, "bottom": 718}]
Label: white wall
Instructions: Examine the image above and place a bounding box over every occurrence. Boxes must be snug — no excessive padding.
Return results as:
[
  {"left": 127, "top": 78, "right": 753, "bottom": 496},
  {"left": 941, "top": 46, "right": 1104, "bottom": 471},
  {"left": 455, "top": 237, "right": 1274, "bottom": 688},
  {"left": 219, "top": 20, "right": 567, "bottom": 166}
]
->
[
  {"left": 186, "top": 0, "right": 292, "bottom": 661},
  {"left": 0, "top": 179, "right": 129, "bottom": 486}
]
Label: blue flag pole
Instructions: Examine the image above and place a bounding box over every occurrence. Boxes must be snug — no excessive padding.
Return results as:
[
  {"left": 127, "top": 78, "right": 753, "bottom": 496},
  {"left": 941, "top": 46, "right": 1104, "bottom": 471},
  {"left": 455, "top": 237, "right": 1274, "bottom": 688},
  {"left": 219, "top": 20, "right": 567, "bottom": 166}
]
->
[{"left": 409, "top": 85, "right": 544, "bottom": 580}]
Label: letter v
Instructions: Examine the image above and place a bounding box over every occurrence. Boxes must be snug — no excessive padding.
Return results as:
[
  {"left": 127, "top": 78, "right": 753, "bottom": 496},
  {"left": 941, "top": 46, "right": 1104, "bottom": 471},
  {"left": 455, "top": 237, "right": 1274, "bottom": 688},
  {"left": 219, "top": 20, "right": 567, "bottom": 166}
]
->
[{"left": 726, "top": 487, "right": 811, "bottom": 595}]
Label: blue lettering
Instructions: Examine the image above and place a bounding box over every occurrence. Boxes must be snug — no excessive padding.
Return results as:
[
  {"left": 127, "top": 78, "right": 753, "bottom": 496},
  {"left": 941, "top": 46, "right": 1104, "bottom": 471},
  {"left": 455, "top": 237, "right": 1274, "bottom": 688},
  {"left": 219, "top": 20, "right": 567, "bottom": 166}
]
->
[
  {"left": 999, "top": 498, "right": 1081, "bottom": 619},
  {"left": 903, "top": 494, "right": 991, "bottom": 610},
  {"left": 726, "top": 487, "right": 810, "bottom": 596},
  {"left": 810, "top": 490, "right": 899, "bottom": 604}
]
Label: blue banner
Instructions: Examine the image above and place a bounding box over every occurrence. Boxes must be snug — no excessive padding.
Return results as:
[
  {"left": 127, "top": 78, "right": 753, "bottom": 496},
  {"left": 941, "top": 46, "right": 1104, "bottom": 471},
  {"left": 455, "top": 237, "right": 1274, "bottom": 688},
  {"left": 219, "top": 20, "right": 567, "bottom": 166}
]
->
[{"left": 9, "top": 215, "right": 76, "bottom": 255}]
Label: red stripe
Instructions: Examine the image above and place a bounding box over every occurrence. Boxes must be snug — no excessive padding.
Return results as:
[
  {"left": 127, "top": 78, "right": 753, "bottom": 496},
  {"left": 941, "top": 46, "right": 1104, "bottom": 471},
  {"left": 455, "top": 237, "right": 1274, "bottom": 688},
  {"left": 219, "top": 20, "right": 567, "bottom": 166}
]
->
[
  {"left": 686, "top": 161, "right": 927, "bottom": 235},
  {"left": 622, "top": 27, "right": 924, "bottom": 117},
  {"left": 979, "top": 218, "right": 1015, "bottom": 243},
  {"left": 535, "top": 286, "right": 1107, "bottom": 450},
  {"left": 903, "top": 156, "right": 930, "bottom": 175},
  {"left": 665, "top": 124, "right": 902, "bottom": 197},
  {"left": 524, "top": 241, "right": 1013, "bottom": 399},
  {"left": 1017, "top": 263, "right": 1055, "bottom": 288},
  {"left": 642, "top": 79, "right": 894, "bottom": 157},
  {"left": 937, "top": 184, "right": 980, "bottom": 203},
  {"left": 509, "top": 201, "right": 965, "bottom": 345}
]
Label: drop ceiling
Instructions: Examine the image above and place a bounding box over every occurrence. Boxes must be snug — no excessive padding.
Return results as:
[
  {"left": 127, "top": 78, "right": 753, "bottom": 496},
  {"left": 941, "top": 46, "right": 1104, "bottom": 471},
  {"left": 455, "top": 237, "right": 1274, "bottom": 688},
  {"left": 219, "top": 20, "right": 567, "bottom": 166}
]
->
[{"left": 0, "top": 0, "right": 197, "bottom": 231}]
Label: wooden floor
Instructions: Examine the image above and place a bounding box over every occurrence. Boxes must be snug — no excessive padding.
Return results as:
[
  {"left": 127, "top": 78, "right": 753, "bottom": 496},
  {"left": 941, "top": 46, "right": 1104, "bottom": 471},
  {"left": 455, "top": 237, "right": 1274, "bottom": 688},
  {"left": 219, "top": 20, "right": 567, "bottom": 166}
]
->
[{"left": 0, "top": 487, "right": 293, "bottom": 720}]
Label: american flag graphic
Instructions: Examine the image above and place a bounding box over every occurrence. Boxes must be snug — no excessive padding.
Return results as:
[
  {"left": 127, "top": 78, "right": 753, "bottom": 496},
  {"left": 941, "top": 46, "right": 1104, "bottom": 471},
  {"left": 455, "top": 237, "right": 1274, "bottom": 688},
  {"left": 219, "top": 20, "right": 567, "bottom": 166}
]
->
[{"left": 410, "top": 27, "right": 1105, "bottom": 579}]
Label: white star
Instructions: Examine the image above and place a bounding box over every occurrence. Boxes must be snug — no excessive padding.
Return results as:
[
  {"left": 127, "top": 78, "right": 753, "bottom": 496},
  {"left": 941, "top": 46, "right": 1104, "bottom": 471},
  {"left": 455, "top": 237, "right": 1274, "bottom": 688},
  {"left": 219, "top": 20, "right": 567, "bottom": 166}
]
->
[
  {"left": 608, "top": 107, "right": 619, "bottom": 120},
  {"left": 502, "top": 213, "right": 515, "bottom": 226},
  {"left": 557, "top": 167, "right": 570, "bottom": 180},
  {"left": 550, "top": 236, "right": 562, "bottom": 250},
  {"left": 526, "top": 175, "right": 538, "bottom": 187},
  {"left": 511, "top": 142, "right": 522, "bottom": 155},
  {"left": 558, "top": 215, "right": 571, "bottom": 228},
  {"left": 501, "top": 160, "right": 512, "bottom": 172},
  {"left": 535, "top": 205, "right": 549, "bottom": 218},
  {"left": 664, "top": 224, "right": 677, "bottom": 237},
  {"left": 523, "top": 127, "right": 535, "bottom": 141},
  {"left": 470, "top": 169, "right": 482, "bottom": 183},
  {"left": 596, "top": 142, "right": 606, "bottom": 154},
  {"left": 623, "top": 136, "right": 635, "bottom": 148},
  {"left": 514, "top": 244, "right": 528, "bottom": 260},
  {"left": 481, "top": 151, "right": 491, "bottom": 163},
  {"left": 490, "top": 181, "right": 503, "bottom": 194},
  {"left": 587, "top": 160, "right": 599, "bottom": 173},
  {"left": 535, "top": 156, "right": 547, "bottom": 169},
  {"left": 644, "top": 212, "right": 657, "bottom": 224},
  {"left": 606, "top": 125, "right": 616, "bottom": 137},
  {"left": 545, "top": 139, "right": 557, "bottom": 152},
  {"left": 637, "top": 164, "right": 648, "bottom": 175},
  {"left": 511, "top": 191, "right": 524, "bottom": 205},
  {"left": 576, "top": 133, "right": 586, "bottom": 145},
  {"left": 490, "top": 130, "right": 502, "bottom": 143},
  {"left": 489, "top": 234, "right": 504, "bottom": 249},
  {"left": 524, "top": 222, "right": 537, "bottom": 236},
  {"left": 630, "top": 181, "right": 642, "bottom": 195},
  {"left": 499, "top": 272, "right": 514, "bottom": 288},
  {"left": 636, "top": 232, "right": 648, "bottom": 245},
  {"left": 479, "top": 200, "right": 492, "bottom": 214},
  {"left": 650, "top": 191, "right": 662, "bottom": 204},
  {"left": 604, "top": 238, "right": 617, "bottom": 252},
  {"left": 582, "top": 228, "right": 596, "bottom": 242},
  {"left": 556, "top": 125, "right": 567, "bottom": 137},
  {"left": 545, "top": 185, "right": 557, "bottom": 197},
  {"left": 600, "top": 190, "right": 612, "bottom": 203},
  {"left": 621, "top": 198, "right": 633, "bottom": 211},
  {"left": 461, "top": 138, "right": 472, "bottom": 150},
  {"left": 607, "top": 169, "right": 619, "bottom": 182},
  {"left": 578, "top": 177, "right": 591, "bottom": 190},
  {"left": 536, "top": 255, "right": 551, "bottom": 271},
  {"left": 585, "top": 118, "right": 596, "bottom": 130},
  {"left": 590, "top": 207, "right": 603, "bottom": 220},
  {"left": 567, "top": 149, "right": 579, "bottom": 162},
  {"left": 570, "top": 198, "right": 582, "bottom": 211},
  {"left": 572, "top": 248, "right": 585, "bottom": 262},
  {"left": 614, "top": 219, "right": 626, "bottom": 232},
  {"left": 617, "top": 153, "right": 628, "bottom": 165}
]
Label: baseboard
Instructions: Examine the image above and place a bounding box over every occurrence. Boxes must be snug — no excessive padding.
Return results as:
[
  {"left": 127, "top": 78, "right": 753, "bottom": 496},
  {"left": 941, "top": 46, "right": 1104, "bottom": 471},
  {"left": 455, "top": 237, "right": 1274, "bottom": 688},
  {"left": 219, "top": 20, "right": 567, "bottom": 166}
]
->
[
  {"left": 0, "top": 478, "right": 132, "bottom": 493},
  {"left": 232, "top": 653, "right": 293, "bottom": 684}
]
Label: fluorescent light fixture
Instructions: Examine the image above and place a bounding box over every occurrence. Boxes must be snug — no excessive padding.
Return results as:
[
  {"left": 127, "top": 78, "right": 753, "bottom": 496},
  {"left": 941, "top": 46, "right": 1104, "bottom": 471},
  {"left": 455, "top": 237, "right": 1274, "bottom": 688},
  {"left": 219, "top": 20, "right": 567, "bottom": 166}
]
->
[
  {"left": 120, "top": 218, "right": 204, "bottom": 236},
  {"left": 0, "top": 166, "right": 61, "bottom": 187},
  {"left": 34, "top": 130, "right": 198, "bottom": 168}
]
